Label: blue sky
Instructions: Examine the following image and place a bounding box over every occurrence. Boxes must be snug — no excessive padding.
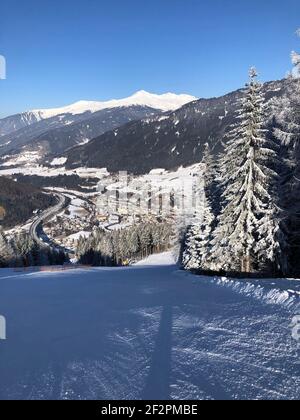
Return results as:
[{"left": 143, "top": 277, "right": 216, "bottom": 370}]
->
[{"left": 0, "top": 0, "right": 299, "bottom": 117}]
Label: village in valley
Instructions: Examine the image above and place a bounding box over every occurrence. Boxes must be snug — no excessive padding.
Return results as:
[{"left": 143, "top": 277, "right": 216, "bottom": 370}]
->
[{"left": 0, "top": 163, "right": 203, "bottom": 256}]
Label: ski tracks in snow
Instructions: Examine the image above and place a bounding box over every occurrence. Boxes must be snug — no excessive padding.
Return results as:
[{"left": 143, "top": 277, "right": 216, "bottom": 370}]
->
[{"left": 0, "top": 254, "right": 299, "bottom": 400}]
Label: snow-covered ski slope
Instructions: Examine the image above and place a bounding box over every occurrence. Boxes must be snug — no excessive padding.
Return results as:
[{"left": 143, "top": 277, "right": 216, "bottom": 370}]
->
[{"left": 0, "top": 253, "right": 299, "bottom": 400}]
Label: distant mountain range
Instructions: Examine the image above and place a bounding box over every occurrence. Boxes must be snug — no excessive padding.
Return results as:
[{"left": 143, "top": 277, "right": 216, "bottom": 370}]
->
[
  {"left": 0, "top": 106, "right": 162, "bottom": 163},
  {"left": 0, "top": 81, "right": 289, "bottom": 174},
  {"left": 0, "top": 91, "right": 196, "bottom": 164},
  {"left": 64, "top": 79, "right": 287, "bottom": 174},
  {"left": 0, "top": 91, "right": 196, "bottom": 137}
]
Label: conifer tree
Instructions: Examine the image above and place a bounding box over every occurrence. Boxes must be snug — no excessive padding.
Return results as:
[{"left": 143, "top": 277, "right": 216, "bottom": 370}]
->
[
  {"left": 273, "top": 30, "right": 300, "bottom": 273},
  {"left": 183, "top": 192, "right": 214, "bottom": 271},
  {"left": 183, "top": 146, "right": 215, "bottom": 271},
  {"left": 77, "top": 222, "right": 172, "bottom": 266},
  {"left": 211, "top": 68, "right": 280, "bottom": 273},
  {"left": 202, "top": 142, "right": 221, "bottom": 218},
  {"left": 0, "top": 228, "right": 17, "bottom": 267}
]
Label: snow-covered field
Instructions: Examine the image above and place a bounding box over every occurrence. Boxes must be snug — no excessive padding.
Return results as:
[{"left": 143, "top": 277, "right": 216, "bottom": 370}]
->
[
  {"left": 0, "top": 164, "right": 109, "bottom": 179},
  {"left": 0, "top": 253, "right": 299, "bottom": 400}
]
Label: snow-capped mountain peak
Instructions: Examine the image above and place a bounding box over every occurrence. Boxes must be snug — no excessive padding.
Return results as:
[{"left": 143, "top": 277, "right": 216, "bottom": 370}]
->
[
  {"left": 127, "top": 90, "right": 197, "bottom": 111},
  {"left": 30, "top": 91, "right": 197, "bottom": 120}
]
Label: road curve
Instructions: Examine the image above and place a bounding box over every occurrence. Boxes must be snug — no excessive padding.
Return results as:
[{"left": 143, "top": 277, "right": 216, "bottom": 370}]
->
[{"left": 29, "top": 193, "right": 67, "bottom": 248}]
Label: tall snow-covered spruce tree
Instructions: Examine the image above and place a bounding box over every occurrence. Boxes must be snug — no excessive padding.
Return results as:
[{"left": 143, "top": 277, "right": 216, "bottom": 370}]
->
[
  {"left": 273, "top": 30, "right": 300, "bottom": 274},
  {"left": 0, "top": 228, "right": 17, "bottom": 267},
  {"left": 210, "top": 67, "right": 285, "bottom": 274},
  {"left": 182, "top": 146, "right": 215, "bottom": 271},
  {"left": 202, "top": 142, "right": 222, "bottom": 218},
  {"left": 182, "top": 196, "right": 214, "bottom": 271}
]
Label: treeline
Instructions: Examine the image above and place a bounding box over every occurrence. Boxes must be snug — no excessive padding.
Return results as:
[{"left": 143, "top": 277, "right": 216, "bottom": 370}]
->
[
  {"left": 15, "top": 174, "right": 98, "bottom": 193},
  {"left": 0, "top": 229, "right": 67, "bottom": 268},
  {"left": 77, "top": 222, "right": 173, "bottom": 266},
  {"left": 0, "top": 177, "right": 55, "bottom": 228},
  {"left": 182, "top": 59, "right": 300, "bottom": 277}
]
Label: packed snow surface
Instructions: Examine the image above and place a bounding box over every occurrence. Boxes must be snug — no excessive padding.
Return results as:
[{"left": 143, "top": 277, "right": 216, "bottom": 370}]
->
[
  {"left": 28, "top": 91, "right": 197, "bottom": 120},
  {"left": 0, "top": 253, "right": 299, "bottom": 400}
]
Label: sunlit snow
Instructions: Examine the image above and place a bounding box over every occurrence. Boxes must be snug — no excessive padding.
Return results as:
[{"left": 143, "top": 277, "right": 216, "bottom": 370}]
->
[
  {"left": 0, "top": 253, "right": 299, "bottom": 400},
  {"left": 29, "top": 91, "right": 197, "bottom": 120}
]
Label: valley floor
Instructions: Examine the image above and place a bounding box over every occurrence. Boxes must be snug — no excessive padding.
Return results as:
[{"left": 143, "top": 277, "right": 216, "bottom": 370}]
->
[{"left": 0, "top": 252, "right": 299, "bottom": 400}]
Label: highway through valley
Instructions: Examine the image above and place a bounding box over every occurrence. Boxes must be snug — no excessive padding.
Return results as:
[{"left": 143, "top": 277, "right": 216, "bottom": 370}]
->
[{"left": 29, "top": 193, "right": 67, "bottom": 248}]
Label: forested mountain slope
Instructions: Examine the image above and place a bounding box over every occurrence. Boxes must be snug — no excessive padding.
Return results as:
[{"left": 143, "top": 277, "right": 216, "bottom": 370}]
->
[
  {"left": 64, "top": 80, "right": 286, "bottom": 174},
  {"left": 0, "top": 177, "right": 55, "bottom": 228}
]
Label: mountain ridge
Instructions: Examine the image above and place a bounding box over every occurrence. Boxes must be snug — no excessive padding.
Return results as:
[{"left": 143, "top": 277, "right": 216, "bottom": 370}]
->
[
  {"left": 0, "top": 91, "right": 197, "bottom": 138},
  {"left": 0, "top": 106, "right": 162, "bottom": 163},
  {"left": 29, "top": 90, "right": 197, "bottom": 118},
  {"left": 63, "top": 79, "right": 287, "bottom": 174}
]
